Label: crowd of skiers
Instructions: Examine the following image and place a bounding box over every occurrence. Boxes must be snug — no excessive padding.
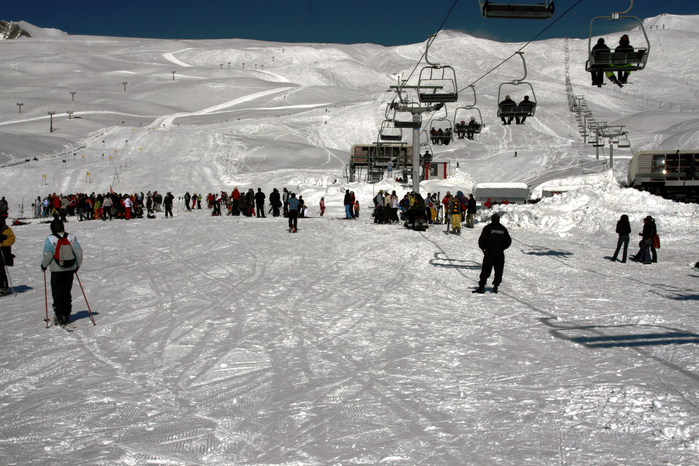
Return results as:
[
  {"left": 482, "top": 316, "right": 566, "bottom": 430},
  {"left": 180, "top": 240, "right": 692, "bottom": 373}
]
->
[
  {"left": 27, "top": 187, "right": 321, "bottom": 224},
  {"left": 369, "top": 190, "right": 478, "bottom": 234}
]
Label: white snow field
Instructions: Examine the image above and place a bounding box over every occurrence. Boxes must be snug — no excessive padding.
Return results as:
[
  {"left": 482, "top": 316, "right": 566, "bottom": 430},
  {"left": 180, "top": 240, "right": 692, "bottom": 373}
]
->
[{"left": 1, "top": 13, "right": 699, "bottom": 465}]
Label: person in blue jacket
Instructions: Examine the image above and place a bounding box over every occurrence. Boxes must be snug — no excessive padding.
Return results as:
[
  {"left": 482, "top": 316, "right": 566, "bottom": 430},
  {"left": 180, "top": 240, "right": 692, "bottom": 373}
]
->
[{"left": 287, "top": 193, "right": 301, "bottom": 232}]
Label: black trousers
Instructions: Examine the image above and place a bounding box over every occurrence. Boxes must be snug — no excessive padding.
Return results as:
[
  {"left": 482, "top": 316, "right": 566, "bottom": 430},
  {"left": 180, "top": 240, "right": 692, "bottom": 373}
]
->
[
  {"left": 479, "top": 251, "right": 505, "bottom": 288},
  {"left": 288, "top": 210, "right": 298, "bottom": 230},
  {"left": 51, "top": 271, "right": 75, "bottom": 322}
]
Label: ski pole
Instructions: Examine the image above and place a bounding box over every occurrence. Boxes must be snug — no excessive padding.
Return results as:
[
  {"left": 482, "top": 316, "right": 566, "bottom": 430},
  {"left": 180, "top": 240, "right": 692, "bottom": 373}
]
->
[
  {"left": 0, "top": 251, "right": 15, "bottom": 298},
  {"left": 43, "top": 269, "right": 50, "bottom": 328},
  {"left": 75, "top": 272, "right": 96, "bottom": 325}
]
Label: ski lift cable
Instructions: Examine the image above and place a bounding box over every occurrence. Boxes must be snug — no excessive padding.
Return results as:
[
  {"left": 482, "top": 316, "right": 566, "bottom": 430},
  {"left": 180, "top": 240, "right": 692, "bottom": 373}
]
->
[
  {"left": 461, "top": 0, "right": 586, "bottom": 93},
  {"left": 393, "top": 0, "right": 461, "bottom": 99}
]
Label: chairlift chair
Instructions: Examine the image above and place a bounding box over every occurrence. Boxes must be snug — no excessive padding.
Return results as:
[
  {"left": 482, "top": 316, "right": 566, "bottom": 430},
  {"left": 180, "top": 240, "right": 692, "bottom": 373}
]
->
[
  {"left": 417, "top": 34, "right": 459, "bottom": 104},
  {"left": 453, "top": 85, "right": 485, "bottom": 139},
  {"left": 378, "top": 120, "right": 404, "bottom": 142},
  {"left": 585, "top": 1, "right": 650, "bottom": 74},
  {"left": 390, "top": 101, "right": 422, "bottom": 129},
  {"left": 496, "top": 52, "right": 538, "bottom": 123},
  {"left": 479, "top": 0, "right": 554, "bottom": 20},
  {"left": 427, "top": 116, "right": 454, "bottom": 146},
  {"left": 454, "top": 108, "right": 484, "bottom": 139}
]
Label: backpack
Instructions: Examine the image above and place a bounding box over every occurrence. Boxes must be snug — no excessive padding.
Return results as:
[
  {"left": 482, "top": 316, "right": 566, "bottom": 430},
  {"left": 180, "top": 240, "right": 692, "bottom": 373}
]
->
[{"left": 54, "top": 233, "right": 76, "bottom": 268}]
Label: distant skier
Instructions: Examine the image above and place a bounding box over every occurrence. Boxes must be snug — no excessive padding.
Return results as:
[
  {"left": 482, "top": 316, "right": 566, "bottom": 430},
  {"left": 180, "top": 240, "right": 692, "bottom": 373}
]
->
[
  {"left": 343, "top": 190, "right": 353, "bottom": 219},
  {"left": 164, "top": 192, "right": 174, "bottom": 218},
  {"left": 474, "top": 214, "right": 511, "bottom": 294},
  {"left": 270, "top": 188, "right": 281, "bottom": 217},
  {"left": 255, "top": 188, "right": 266, "bottom": 218},
  {"left": 466, "top": 194, "right": 477, "bottom": 228},
  {"left": 287, "top": 193, "right": 300, "bottom": 232}
]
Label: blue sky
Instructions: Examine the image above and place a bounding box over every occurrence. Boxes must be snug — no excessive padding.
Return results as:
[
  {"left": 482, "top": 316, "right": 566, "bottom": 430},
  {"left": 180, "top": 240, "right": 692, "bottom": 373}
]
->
[{"left": 4, "top": 0, "right": 698, "bottom": 46}]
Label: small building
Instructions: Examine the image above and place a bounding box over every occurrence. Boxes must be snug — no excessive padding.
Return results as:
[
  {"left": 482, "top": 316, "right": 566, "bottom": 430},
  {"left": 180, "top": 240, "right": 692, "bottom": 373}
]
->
[
  {"left": 473, "top": 182, "right": 530, "bottom": 205},
  {"left": 424, "top": 161, "right": 450, "bottom": 180}
]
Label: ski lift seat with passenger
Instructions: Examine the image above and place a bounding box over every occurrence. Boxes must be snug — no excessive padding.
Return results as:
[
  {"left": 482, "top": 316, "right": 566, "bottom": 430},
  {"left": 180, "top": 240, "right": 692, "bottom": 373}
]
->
[
  {"left": 454, "top": 85, "right": 485, "bottom": 139},
  {"left": 428, "top": 116, "right": 453, "bottom": 146},
  {"left": 480, "top": 0, "right": 555, "bottom": 19},
  {"left": 585, "top": 2, "right": 650, "bottom": 74},
  {"left": 586, "top": 49, "right": 648, "bottom": 72},
  {"left": 496, "top": 52, "right": 537, "bottom": 122}
]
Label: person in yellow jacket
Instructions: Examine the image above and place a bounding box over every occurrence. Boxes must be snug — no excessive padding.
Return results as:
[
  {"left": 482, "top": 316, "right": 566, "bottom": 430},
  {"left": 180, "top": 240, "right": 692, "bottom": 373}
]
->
[{"left": 0, "top": 215, "right": 15, "bottom": 296}]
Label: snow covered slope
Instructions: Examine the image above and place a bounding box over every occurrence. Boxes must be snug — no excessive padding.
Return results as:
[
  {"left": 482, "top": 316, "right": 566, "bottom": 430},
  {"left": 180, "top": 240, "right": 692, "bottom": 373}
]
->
[{"left": 1, "top": 15, "right": 699, "bottom": 198}]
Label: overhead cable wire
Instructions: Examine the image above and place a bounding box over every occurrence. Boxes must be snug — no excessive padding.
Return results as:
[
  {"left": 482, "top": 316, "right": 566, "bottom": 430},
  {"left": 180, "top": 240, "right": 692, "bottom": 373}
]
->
[
  {"left": 463, "top": 0, "right": 586, "bottom": 92},
  {"left": 394, "top": 0, "right": 460, "bottom": 97}
]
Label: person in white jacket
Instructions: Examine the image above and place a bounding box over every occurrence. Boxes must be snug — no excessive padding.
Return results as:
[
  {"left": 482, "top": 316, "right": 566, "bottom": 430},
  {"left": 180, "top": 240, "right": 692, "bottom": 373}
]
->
[{"left": 40, "top": 219, "right": 83, "bottom": 327}]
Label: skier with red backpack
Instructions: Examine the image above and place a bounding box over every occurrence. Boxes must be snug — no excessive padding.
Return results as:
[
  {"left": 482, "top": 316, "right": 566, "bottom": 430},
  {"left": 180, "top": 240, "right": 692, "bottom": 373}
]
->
[{"left": 40, "top": 219, "right": 83, "bottom": 328}]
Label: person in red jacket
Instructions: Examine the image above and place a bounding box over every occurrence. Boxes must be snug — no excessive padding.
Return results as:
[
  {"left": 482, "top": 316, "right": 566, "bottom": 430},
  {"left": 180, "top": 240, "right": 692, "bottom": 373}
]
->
[{"left": 442, "top": 192, "right": 453, "bottom": 225}]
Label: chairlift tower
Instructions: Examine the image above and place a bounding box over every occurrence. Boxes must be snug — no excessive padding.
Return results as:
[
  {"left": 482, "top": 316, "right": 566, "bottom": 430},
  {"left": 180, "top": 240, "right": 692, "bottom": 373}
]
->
[
  {"left": 597, "top": 124, "right": 628, "bottom": 168},
  {"left": 386, "top": 91, "right": 443, "bottom": 194}
]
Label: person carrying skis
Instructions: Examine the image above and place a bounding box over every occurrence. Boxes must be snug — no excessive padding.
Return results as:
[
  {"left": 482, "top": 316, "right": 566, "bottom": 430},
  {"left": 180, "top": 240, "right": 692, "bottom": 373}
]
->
[
  {"left": 0, "top": 215, "right": 16, "bottom": 296},
  {"left": 40, "top": 219, "right": 83, "bottom": 327}
]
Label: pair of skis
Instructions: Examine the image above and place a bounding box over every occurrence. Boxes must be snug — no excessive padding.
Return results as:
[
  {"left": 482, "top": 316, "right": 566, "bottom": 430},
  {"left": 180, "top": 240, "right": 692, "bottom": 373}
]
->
[{"left": 43, "top": 271, "right": 96, "bottom": 329}]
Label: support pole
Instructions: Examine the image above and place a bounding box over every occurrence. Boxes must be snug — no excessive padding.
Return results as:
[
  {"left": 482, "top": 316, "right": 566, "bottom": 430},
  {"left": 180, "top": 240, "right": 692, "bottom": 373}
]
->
[
  {"left": 75, "top": 273, "right": 96, "bottom": 325},
  {"left": 44, "top": 270, "right": 50, "bottom": 328},
  {"left": 412, "top": 114, "right": 421, "bottom": 194}
]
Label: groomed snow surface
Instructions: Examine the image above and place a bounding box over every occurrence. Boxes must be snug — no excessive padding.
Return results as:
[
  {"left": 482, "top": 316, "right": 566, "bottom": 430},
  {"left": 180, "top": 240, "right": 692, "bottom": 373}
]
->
[
  {"left": 2, "top": 184, "right": 699, "bottom": 465},
  {"left": 1, "top": 13, "right": 699, "bottom": 465}
]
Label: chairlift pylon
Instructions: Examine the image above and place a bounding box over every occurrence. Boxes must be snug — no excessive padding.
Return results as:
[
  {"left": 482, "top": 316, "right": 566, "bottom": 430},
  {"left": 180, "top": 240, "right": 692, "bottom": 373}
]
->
[{"left": 479, "top": 0, "right": 554, "bottom": 20}]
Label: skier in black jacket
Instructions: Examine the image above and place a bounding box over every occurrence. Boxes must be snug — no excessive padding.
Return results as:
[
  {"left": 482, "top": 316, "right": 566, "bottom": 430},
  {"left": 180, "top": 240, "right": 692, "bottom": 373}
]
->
[
  {"left": 269, "top": 189, "right": 281, "bottom": 217},
  {"left": 611, "top": 214, "right": 631, "bottom": 262},
  {"left": 474, "top": 214, "right": 511, "bottom": 294},
  {"left": 255, "top": 188, "right": 266, "bottom": 218}
]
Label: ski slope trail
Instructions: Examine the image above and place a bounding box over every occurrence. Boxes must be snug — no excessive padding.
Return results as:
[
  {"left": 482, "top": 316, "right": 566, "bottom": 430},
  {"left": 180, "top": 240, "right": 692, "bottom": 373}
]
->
[{"left": 1, "top": 199, "right": 698, "bottom": 465}]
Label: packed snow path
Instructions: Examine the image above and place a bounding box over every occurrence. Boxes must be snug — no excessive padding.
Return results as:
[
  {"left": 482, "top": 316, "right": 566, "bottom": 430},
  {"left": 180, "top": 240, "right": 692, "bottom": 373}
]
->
[{"left": 1, "top": 210, "right": 698, "bottom": 465}]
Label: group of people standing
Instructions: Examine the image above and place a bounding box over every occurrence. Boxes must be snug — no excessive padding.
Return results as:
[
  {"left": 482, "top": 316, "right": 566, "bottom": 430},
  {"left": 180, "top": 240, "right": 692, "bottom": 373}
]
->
[{"left": 611, "top": 214, "right": 659, "bottom": 265}]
